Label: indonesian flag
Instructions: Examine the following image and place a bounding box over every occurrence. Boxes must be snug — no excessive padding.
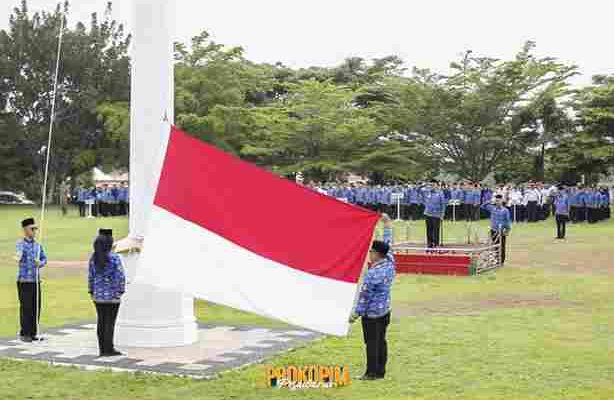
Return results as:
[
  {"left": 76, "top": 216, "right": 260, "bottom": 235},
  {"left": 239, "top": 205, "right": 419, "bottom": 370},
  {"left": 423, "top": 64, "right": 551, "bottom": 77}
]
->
[{"left": 134, "top": 126, "right": 380, "bottom": 336}]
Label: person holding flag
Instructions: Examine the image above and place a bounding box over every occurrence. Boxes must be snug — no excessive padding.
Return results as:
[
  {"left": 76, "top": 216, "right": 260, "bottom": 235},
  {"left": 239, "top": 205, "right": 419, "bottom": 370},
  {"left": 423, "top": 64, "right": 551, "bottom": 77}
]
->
[
  {"left": 481, "top": 194, "right": 512, "bottom": 265},
  {"left": 15, "top": 218, "right": 47, "bottom": 342},
  {"left": 350, "top": 214, "right": 395, "bottom": 380},
  {"left": 88, "top": 229, "right": 126, "bottom": 357}
]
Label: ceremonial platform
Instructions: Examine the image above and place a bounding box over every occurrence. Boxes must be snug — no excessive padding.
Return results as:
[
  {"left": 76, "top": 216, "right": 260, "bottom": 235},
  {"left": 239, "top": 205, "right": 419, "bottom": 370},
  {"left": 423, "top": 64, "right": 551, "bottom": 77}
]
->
[
  {"left": 0, "top": 322, "right": 321, "bottom": 378},
  {"left": 393, "top": 242, "right": 502, "bottom": 275}
]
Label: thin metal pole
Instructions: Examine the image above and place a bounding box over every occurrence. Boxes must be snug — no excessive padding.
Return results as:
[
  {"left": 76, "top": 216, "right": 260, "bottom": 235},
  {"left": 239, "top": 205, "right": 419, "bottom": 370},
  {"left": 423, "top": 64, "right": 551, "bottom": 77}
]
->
[{"left": 36, "top": 15, "right": 64, "bottom": 340}]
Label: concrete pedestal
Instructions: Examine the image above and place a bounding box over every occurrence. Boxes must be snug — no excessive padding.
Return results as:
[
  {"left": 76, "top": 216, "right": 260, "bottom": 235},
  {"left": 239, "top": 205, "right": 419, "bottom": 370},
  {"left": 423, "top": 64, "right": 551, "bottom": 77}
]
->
[{"left": 116, "top": 252, "right": 198, "bottom": 347}]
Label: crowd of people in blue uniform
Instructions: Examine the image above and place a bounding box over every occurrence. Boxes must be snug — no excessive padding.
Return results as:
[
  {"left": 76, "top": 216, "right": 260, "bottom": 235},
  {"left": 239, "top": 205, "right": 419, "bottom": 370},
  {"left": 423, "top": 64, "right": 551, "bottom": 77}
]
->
[
  {"left": 73, "top": 184, "right": 130, "bottom": 217},
  {"left": 309, "top": 180, "right": 612, "bottom": 224}
]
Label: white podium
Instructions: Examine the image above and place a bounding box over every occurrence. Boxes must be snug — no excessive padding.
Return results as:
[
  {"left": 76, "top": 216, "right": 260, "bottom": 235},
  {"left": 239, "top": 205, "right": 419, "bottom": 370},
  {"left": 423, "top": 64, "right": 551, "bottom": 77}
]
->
[{"left": 116, "top": 0, "right": 198, "bottom": 347}]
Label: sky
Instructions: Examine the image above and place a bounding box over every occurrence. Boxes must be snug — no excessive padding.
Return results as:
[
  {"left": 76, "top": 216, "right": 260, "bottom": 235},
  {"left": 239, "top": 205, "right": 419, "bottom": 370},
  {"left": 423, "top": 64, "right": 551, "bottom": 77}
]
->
[{"left": 1, "top": 0, "right": 613, "bottom": 86}]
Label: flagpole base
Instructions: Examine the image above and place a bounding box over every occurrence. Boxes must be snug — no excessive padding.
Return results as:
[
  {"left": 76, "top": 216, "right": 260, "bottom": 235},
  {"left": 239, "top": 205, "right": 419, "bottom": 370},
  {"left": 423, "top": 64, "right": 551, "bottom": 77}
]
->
[
  {"left": 116, "top": 316, "right": 198, "bottom": 348},
  {"left": 116, "top": 250, "right": 198, "bottom": 348}
]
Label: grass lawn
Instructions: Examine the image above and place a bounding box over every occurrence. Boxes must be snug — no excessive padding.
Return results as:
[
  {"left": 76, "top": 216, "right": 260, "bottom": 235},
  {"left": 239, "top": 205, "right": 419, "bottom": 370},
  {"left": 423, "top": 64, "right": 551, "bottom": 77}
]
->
[{"left": 1, "top": 205, "right": 613, "bottom": 399}]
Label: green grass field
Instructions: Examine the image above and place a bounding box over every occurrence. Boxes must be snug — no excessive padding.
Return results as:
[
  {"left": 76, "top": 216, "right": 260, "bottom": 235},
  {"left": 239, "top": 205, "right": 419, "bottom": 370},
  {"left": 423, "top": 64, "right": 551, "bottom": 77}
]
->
[{"left": 1, "top": 205, "right": 613, "bottom": 400}]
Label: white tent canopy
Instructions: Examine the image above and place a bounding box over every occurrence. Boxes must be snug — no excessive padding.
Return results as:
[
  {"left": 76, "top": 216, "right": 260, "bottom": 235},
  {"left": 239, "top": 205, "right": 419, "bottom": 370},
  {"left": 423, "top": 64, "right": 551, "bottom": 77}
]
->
[{"left": 92, "top": 167, "right": 129, "bottom": 186}]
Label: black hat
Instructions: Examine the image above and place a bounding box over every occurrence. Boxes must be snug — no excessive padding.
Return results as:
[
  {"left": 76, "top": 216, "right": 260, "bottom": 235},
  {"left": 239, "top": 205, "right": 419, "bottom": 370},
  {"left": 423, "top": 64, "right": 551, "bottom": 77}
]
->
[
  {"left": 371, "top": 240, "right": 390, "bottom": 256},
  {"left": 21, "top": 218, "right": 36, "bottom": 228},
  {"left": 98, "top": 229, "right": 113, "bottom": 236}
]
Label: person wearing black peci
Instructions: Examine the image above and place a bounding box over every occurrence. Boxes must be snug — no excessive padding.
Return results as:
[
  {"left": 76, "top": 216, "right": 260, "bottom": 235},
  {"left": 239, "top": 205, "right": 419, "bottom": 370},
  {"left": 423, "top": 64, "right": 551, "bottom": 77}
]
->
[
  {"left": 88, "top": 229, "right": 126, "bottom": 357},
  {"left": 350, "top": 215, "right": 396, "bottom": 380},
  {"left": 15, "top": 218, "right": 47, "bottom": 342}
]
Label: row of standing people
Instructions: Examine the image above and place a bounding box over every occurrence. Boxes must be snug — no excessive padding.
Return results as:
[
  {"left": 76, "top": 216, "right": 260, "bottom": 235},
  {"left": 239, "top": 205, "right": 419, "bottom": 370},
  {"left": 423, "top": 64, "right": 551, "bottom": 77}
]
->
[
  {"left": 15, "top": 218, "right": 125, "bottom": 357},
  {"left": 73, "top": 184, "right": 130, "bottom": 217},
  {"left": 311, "top": 181, "right": 611, "bottom": 223}
]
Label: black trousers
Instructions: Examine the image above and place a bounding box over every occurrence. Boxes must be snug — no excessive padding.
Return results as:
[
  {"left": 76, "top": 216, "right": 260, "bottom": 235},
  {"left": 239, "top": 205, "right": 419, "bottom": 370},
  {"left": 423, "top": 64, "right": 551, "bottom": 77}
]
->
[
  {"left": 455, "top": 203, "right": 465, "bottom": 220},
  {"left": 17, "top": 282, "right": 42, "bottom": 338},
  {"left": 445, "top": 204, "right": 461, "bottom": 220},
  {"left": 78, "top": 201, "right": 86, "bottom": 217},
  {"left": 466, "top": 204, "right": 479, "bottom": 221},
  {"left": 400, "top": 205, "right": 410, "bottom": 220},
  {"left": 361, "top": 312, "right": 390, "bottom": 378},
  {"left": 94, "top": 303, "right": 120, "bottom": 354},
  {"left": 556, "top": 214, "right": 568, "bottom": 238},
  {"left": 527, "top": 201, "right": 538, "bottom": 222},
  {"left": 490, "top": 229, "right": 507, "bottom": 265},
  {"left": 464, "top": 204, "right": 472, "bottom": 221},
  {"left": 119, "top": 201, "right": 127, "bottom": 216},
  {"left": 577, "top": 206, "right": 587, "bottom": 222},
  {"left": 425, "top": 216, "right": 441, "bottom": 248},
  {"left": 518, "top": 205, "right": 527, "bottom": 222}
]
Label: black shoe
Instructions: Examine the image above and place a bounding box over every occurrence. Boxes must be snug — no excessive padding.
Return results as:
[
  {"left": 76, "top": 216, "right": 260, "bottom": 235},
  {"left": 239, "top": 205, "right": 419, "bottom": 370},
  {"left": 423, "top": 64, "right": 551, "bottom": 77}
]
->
[
  {"left": 357, "top": 374, "right": 377, "bottom": 381},
  {"left": 19, "top": 335, "right": 33, "bottom": 343},
  {"left": 31, "top": 336, "right": 45, "bottom": 342},
  {"left": 99, "top": 350, "right": 123, "bottom": 357}
]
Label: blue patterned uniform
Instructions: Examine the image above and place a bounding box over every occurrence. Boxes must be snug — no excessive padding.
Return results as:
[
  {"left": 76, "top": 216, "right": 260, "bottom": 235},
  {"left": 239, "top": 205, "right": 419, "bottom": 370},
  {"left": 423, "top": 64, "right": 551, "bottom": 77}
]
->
[
  {"left": 421, "top": 189, "right": 446, "bottom": 219},
  {"left": 466, "top": 190, "right": 481, "bottom": 205},
  {"left": 451, "top": 188, "right": 464, "bottom": 202},
  {"left": 482, "top": 189, "right": 493, "bottom": 204},
  {"left": 88, "top": 253, "right": 126, "bottom": 303},
  {"left": 355, "top": 228, "right": 395, "bottom": 318},
  {"left": 577, "top": 191, "right": 587, "bottom": 207},
  {"left": 16, "top": 239, "right": 47, "bottom": 282},
  {"left": 569, "top": 190, "right": 580, "bottom": 207},
  {"left": 554, "top": 194, "right": 570, "bottom": 215},
  {"left": 408, "top": 187, "right": 420, "bottom": 204},
  {"left": 480, "top": 203, "right": 512, "bottom": 231}
]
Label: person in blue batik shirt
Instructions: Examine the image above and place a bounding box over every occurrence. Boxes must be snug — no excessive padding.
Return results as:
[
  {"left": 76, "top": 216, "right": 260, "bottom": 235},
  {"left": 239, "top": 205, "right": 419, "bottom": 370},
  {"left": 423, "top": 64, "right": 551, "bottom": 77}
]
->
[
  {"left": 481, "top": 194, "right": 512, "bottom": 265},
  {"left": 421, "top": 180, "right": 447, "bottom": 248},
  {"left": 350, "top": 214, "right": 395, "bottom": 380},
  {"left": 15, "top": 218, "right": 47, "bottom": 342},
  {"left": 449, "top": 182, "right": 465, "bottom": 221},
  {"left": 88, "top": 229, "right": 126, "bottom": 357},
  {"left": 553, "top": 186, "right": 570, "bottom": 239}
]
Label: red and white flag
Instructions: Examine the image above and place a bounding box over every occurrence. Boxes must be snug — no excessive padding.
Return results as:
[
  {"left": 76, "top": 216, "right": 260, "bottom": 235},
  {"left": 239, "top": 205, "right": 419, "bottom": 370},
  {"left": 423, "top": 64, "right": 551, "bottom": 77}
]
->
[{"left": 134, "top": 126, "right": 380, "bottom": 336}]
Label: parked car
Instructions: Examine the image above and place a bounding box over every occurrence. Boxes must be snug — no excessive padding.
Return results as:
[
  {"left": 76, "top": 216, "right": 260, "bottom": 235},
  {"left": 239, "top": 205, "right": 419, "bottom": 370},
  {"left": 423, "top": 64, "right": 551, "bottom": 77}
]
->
[{"left": 0, "top": 191, "right": 35, "bottom": 205}]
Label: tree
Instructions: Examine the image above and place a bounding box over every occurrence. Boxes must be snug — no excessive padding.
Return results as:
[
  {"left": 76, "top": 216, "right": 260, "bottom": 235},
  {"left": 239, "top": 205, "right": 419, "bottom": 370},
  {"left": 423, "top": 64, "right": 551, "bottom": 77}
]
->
[
  {"left": 550, "top": 75, "right": 614, "bottom": 183},
  {"left": 409, "top": 43, "right": 577, "bottom": 181},
  {"left": 0, "top": 0, "right": 130, "bottom": 200}
]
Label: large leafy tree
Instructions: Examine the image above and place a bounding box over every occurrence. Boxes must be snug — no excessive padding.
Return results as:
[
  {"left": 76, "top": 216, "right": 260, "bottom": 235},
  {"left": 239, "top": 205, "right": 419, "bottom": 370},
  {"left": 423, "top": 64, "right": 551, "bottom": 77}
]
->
[
  {"left": 0, "top": 0, "right": 130, "bottom": 200},
  {"left": 409, "top": 43, "right": 577, "bottom": 181},
  {"left": 550, "top": 75, "right": 614, "bottom": 183}
]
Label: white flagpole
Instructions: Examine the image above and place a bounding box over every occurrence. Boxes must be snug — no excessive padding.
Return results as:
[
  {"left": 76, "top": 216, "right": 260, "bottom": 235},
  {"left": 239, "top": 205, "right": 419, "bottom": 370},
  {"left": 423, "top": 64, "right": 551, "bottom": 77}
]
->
[{"left": 36, "top": 14, "right": 64, "bottom": 340}]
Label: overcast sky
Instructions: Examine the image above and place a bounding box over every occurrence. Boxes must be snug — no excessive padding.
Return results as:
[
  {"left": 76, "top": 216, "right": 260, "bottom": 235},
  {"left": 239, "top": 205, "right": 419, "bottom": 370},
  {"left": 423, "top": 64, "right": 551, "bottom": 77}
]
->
[{"left": 2, "top": 0, "right": 612, "bottom": 86}]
